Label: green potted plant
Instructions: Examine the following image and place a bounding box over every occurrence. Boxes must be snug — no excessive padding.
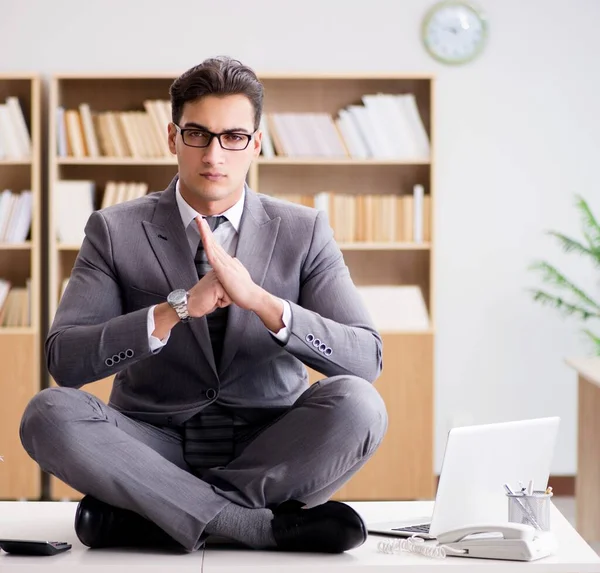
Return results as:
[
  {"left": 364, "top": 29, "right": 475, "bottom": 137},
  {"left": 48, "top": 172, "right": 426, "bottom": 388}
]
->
[{"left": 529, "top": 195, "right": 600, "bottom": 356}]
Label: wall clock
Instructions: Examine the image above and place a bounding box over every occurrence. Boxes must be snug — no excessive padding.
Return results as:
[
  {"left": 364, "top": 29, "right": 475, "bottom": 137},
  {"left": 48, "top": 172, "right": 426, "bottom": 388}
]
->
[{"left": 422, "top": 1, "right": 488, "bottom": 65}]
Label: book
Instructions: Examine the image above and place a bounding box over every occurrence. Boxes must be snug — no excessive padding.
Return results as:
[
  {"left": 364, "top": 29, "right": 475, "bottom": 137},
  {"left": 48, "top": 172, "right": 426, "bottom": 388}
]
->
[
  {"left": 55, "top": 180, "right": 95, "bottom": 244},
  {"left": 356, "top": 285, "right": 430, "bottom": 331}
]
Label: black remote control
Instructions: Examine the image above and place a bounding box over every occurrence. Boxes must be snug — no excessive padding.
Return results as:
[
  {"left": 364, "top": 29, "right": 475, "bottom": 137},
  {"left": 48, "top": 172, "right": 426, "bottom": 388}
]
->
[{"left": 0, "top": 539, "right": 72, "bottom": 556}]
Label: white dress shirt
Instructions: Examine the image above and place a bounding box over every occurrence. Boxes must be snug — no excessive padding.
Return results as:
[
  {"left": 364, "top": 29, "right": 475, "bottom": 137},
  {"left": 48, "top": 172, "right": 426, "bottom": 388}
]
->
[{"left": 147, "top": 182, "right": 291, "bottom": 352}]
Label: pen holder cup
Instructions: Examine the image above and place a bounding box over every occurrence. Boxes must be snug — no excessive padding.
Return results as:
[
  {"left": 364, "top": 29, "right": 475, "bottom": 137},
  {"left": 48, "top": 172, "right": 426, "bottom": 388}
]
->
[{"left": 507, "top": 491, "right": 552, "bottom": 531}]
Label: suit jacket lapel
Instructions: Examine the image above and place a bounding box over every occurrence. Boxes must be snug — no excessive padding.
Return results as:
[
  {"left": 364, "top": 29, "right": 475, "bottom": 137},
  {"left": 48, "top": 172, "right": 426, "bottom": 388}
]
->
[
  {"left": 220, "top": 188, "right": 281, "bottom": 377},
  {"left": 142, "top": 176, "right": 218, "bottom": 377}
]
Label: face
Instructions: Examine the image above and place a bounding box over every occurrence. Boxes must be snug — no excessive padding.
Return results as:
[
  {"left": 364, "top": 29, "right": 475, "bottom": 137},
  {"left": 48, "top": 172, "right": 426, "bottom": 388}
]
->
[{"left": 168, "top": 94, "right": 261, "bottom": 215}]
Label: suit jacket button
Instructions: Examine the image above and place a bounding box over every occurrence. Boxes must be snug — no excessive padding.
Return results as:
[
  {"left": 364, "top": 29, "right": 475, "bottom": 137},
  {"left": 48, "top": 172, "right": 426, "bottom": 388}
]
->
[
  {"left": 305, "top": 333, "right": 314, "bottom": 343},
  {"left": 126, "top": 349, "right": 134, "bottom": 358},
  {"left": 313, "top": 338, "right": 321, "bottom": 348},
  {"left": 105, "top": 358, "right": 114, "bottom": 367},
  {"left": 325, "top": 347, "right": 333, "bottom": 356},
  {"left": 206, "top": 388, "right": 217, "bottom": 400},
  {"left": 112, "top": 354, "right": 120, "bottom": 363},
  {"left": 119, "top": 351, "right": 127, "bottom": 360},
  {"left": 319, "top": 343, "right": 327, "bottom": 352}
]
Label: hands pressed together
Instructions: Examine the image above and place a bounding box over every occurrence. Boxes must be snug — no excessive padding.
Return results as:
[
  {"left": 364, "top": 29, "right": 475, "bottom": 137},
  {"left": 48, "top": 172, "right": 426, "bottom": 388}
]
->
[
  {"left": 186, "top": 216, "right": 261, "bottom": 318},
  {"left": 152, "top": 216, "right": 284, "bottom": 339}
]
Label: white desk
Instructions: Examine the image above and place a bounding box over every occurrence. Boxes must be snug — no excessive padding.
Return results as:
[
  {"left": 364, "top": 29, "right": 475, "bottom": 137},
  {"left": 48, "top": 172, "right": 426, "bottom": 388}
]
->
[
  {"left": 566, "top": 356, "right": 600, "bottom": 541},
  {"left": 0, "top": 501, "right": 598, "bottom": 572}
]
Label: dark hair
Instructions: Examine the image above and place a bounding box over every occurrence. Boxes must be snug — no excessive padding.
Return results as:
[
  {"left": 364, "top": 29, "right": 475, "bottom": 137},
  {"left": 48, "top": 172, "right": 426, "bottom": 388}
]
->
[{"left": 169, "top": 56, "right": 263, "bottom": 130}]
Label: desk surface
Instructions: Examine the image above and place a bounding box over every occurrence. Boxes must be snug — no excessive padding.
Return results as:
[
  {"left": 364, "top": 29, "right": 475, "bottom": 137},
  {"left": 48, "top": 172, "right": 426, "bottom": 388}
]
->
[
  {"left": 565, "top": 357, "right": 600, "bottom": 387},
  {"left": 0, "top": 501, "right": 598, "bottom": 572}
]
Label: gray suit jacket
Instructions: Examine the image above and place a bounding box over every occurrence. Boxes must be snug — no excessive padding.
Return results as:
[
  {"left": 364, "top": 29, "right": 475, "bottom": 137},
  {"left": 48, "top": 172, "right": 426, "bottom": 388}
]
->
[{"left": 46, "top": 176, "right": 383, "bottom": 427}]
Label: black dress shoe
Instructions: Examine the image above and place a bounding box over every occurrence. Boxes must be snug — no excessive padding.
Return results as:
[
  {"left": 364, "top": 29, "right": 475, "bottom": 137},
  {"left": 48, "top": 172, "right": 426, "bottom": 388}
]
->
[
  {"left": 74, "top": 495, "right": 182, "bottom": 550},
  {"left": 271, "top": 500, "right": 367, "bottom": 553}
]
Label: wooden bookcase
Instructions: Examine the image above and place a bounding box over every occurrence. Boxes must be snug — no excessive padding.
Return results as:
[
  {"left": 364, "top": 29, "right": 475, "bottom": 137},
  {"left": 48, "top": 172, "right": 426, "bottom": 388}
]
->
[
  {"left": 48, "top": 72, "right": 435, "bottom": 501},
  {"left": 0, "top": 74, "right": 41, "bottom": 500}
]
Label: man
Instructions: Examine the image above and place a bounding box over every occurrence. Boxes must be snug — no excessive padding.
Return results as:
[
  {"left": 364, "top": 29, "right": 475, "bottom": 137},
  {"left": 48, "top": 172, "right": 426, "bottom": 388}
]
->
[{"left": 20, "top": 56, "right": 387, "bottom": 554}]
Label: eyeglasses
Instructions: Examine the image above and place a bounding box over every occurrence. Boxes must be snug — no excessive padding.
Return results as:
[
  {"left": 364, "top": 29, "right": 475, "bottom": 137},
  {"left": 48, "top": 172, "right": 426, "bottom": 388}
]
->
[{"left": 173, "top": 124, "right": 255, "bottom": 151}]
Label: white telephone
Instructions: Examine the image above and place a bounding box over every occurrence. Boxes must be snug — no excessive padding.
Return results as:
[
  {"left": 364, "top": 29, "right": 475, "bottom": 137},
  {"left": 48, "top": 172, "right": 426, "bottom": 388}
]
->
[{"left": 437, "top": 523, "right": 556, "bottom": 561}]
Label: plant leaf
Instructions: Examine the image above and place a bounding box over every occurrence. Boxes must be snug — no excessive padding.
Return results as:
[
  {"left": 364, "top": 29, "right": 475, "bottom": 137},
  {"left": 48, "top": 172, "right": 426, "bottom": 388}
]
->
[
  {"left": 545, "top": 231, "right": 600, "bottom": 267},
  {"left": 582, "top": 329, "right": 600, "bottom": 356},
  {"left": 529, "top": 289, "right": 600, "bottom": 320},
  {"left": 575, "top": 195, "right": 600, "bottom": 250},
  {"left": 528, "top": 262, "right": 600, "bottom": 312}
]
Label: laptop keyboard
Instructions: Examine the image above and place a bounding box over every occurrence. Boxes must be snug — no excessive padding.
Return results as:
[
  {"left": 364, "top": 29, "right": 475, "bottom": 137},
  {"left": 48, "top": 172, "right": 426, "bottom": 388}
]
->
[{"left": 392, "top": 523, "right": 431, "bottom": 534}]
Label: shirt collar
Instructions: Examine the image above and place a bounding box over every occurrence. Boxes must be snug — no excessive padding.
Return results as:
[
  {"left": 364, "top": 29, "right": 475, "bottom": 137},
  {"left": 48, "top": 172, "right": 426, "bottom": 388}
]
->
[{"left": 175, "top": 179, "right": 244, "bottom": 233}]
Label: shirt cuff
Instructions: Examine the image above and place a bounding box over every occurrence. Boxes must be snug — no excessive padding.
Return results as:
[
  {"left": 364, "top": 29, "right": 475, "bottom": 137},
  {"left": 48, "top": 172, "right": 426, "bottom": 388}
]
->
[
  {"left": 269, "top": 298, "right": 292, "bottom": 343},
  {"left": 148, "top": 305, "right": 170, "bottom": 353}
]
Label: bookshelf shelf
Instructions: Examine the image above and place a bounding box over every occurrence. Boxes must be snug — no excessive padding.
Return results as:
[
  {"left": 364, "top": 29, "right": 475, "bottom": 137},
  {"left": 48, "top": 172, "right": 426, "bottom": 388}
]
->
[
  {"left": 57, "top": 157, "right": 177, "bottom": 166},
  {"left": 55, "top": 158, "right": 432, "bottom": 168},
  {"left": 0, "top": 326, "right": 36, "bottom": 335},
  {"left": 0, "top": 159, "right": 32, "bottom": 165},
  {"left": 57, "top": 243, "right": 82, "bottom": 251},
  {"left": 257, "top": 158, "right": 430, "bottom": 166},
  {"left": 340, "top": 242, "right": 431, "bottom": 251},
  {"left": 48, "top": 71, "right": 435, "bottom": 502},
  {"left": 0, "top": 74, "right": 41, "bottom": 501},
  {"left": 380, "top": 328, "right": 435, "bottom": 335},
  {"left": 0, "top": 242, "right": 32, "bottom": 250},
  {"left": 55, "top": 241, "right": 431, "bottom": 252}
]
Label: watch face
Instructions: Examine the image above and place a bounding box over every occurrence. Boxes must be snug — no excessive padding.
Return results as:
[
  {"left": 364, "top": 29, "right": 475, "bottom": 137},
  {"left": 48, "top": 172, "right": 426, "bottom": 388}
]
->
[
  {"left": 422, "top": 1, "right": 487, "bottom": 65},
  {"left": 167, "top": 289, "right": 187, "bottom": 306}
]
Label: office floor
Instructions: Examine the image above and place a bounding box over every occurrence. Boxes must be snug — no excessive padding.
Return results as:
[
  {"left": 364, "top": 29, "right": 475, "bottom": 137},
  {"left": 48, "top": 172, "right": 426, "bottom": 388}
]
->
[{"left": 554, "top": 496, "right": 600, "bottom": 553}]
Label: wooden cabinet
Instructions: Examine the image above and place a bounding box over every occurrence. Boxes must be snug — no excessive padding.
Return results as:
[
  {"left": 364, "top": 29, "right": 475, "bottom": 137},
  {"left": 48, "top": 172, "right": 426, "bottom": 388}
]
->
[{"left": 0, "top": 74, "right": 41, "bottom": 499}]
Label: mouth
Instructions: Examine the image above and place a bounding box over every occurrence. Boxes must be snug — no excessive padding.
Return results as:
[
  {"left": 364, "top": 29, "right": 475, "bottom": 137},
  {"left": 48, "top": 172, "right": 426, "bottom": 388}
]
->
[{"left": 200, "top": 173, "right": 226, "bottom": 182}]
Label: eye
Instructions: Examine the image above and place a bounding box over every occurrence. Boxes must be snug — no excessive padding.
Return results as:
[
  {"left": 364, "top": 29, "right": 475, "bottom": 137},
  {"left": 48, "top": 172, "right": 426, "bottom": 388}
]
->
[
  {"left": 188, "top": 130, "right": 207, "bottom": 139},
  {"left": 223, "top": 133, "right": 244, "bottom": 143}
]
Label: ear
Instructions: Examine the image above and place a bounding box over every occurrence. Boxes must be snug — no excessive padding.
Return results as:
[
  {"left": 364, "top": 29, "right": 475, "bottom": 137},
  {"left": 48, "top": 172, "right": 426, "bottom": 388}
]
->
[
  {"left": 167, "top": 123, "right": 177, "bottom": 155},
  {"left": 252, "top": 129, "right": 262, "bottom": 159}
]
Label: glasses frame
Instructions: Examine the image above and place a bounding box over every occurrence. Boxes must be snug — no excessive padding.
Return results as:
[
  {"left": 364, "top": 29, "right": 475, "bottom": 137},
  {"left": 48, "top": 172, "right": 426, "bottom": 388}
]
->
[{"left": 173, "top": 123, "right": 255, "bottom": 151}]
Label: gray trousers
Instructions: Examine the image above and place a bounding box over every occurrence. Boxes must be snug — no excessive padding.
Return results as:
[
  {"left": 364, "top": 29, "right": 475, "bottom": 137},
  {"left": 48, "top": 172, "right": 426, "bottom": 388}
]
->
[{"left": 19, "top": 375, "right": 387, "bottom": 551}]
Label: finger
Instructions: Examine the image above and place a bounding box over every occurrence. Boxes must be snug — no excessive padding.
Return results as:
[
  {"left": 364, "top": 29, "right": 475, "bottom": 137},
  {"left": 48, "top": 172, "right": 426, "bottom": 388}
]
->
[
  {"left": 197, "top": 268, "right": 216, "bottom": 286},
  {"left": 215, "top": 287, "right": 231, "bottom": 307},
  {"left": 195, "top": 215, "right": 210, "bottom": 243},
  {"left": 209, "top": 237, "right": 233, "bottom": 264},
  {"left": 196, "top": 217, "right": 218, "bottom": 264},
  {"left": 217, "top": 297, "right": 231, "bottom": 308},
  {"left": 210, "top": 243, "right": 231, "bottom": 268},
  {"left": 232, "top": 257, "right": 245, "bottom": 270},
  {"left": 197, "top": 217, "right": 233, "bottom": 272}
]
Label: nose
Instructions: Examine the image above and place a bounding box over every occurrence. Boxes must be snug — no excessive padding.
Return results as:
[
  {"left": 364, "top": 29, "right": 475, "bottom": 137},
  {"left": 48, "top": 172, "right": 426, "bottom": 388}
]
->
[{"left": 201, "top": 135, "right": 225, "bottom": 163}]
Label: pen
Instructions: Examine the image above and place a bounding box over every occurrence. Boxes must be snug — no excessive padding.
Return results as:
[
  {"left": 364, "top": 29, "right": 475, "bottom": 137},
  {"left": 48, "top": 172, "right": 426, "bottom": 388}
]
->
[{"left": 527, "top": 479, "right": 534, "bottom": 496}]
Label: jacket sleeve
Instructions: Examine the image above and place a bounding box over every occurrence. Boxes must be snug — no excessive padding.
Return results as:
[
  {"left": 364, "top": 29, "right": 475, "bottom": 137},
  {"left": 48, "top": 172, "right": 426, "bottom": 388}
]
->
[
  {"left": 281, "top": 210, "right": 383, "bottom": 383},
  {"left": 45, "top": 210, "right": 156, "bottom": 388}
]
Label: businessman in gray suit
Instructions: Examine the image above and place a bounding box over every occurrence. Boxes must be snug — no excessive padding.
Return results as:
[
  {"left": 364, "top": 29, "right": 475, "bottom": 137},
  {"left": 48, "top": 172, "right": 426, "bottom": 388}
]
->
[{"left": 20, "top": 56, "right": 387, "bottom": 554}]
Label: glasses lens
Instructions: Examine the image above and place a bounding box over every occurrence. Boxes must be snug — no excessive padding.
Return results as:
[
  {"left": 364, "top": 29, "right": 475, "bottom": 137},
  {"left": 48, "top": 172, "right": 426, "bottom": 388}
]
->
[
  {"left": 183, "top": 130, "right": 211, "bottom": 147},
  {"left": 220, "top": 133, "right": 250, "bottom": 150}
]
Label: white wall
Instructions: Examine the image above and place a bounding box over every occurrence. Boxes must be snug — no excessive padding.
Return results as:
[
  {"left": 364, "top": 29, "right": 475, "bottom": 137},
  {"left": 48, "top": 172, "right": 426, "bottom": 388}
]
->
[{"left": 2, "top": 0, "right": 599, "bottom": 474}]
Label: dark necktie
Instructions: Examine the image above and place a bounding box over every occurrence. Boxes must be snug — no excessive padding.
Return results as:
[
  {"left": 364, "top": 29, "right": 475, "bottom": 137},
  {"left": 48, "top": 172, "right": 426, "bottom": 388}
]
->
[{"left": 184, "top": 214, "right": 235, "bottom": 474}]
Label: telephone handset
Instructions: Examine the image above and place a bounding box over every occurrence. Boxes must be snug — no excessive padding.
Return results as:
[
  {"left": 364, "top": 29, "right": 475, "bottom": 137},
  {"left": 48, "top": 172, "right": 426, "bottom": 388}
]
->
[
  {"left": 437, "top": 522, "right": 534, "bottom": 544},
  {"left": 437, "top": 523, "right": 556, "bottom": 561}
]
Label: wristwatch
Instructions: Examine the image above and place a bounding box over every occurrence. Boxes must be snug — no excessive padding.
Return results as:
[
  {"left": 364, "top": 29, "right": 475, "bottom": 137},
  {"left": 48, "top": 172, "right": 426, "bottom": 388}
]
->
[{"left": 167, "top": 288, "right": 191, "bottom": 322}]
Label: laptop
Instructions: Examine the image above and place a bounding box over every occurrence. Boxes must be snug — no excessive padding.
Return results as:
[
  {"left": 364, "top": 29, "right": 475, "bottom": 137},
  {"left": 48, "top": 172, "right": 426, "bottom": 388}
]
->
[{"left": 367, "top": 416, "right": 560, "bottom": 540}]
